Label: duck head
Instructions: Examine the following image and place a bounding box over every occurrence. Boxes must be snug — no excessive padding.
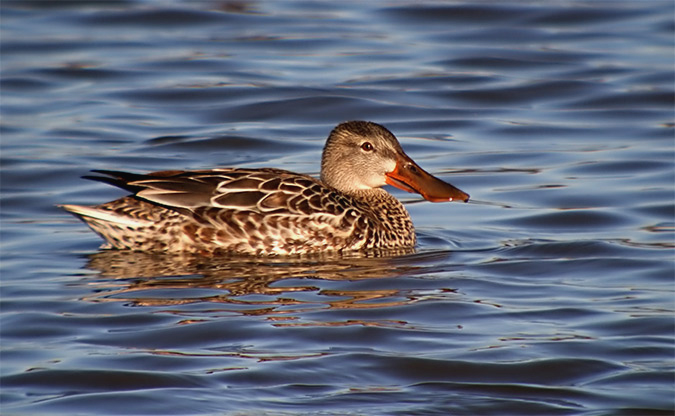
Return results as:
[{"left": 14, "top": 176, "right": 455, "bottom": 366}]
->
[{"left": 320, "top": 121, "right": 469, "bottom": 203}]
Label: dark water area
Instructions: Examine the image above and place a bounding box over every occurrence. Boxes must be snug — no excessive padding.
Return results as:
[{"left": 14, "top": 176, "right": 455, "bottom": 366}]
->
[{"left": 1, "top": 1, "right": 673, "bottom": 414}]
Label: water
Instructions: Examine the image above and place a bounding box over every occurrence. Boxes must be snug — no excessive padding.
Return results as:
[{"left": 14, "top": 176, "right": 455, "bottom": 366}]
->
[{"left": 1, "top": 1, "right": 673, "bottom": 414}]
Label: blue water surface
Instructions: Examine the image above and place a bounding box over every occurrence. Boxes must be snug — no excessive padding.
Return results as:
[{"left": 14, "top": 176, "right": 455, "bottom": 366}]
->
[{"left": 1, "top": 1, "right": 673, "bottom": 415}]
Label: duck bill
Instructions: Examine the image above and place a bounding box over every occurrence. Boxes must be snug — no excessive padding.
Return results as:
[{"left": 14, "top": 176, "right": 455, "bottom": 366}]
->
[{"left": 385, "top": 156, "right": 469, "bottom": 203}]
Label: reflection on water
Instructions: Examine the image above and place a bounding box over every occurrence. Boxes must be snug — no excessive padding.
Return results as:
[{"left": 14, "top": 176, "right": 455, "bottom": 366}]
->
[{"left": 83, "top": 249, "right": 449, "bottom": 318}]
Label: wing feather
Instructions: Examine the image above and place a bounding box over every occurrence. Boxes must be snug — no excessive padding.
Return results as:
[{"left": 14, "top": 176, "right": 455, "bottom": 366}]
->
[{"left": 85, "top": 168, "right": 348, "bottom": 216}]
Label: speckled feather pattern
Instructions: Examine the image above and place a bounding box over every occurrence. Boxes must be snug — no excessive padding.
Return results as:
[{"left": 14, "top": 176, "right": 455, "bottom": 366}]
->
[{"left": 62, "top": 168, "right": 415, "bottom": 255}]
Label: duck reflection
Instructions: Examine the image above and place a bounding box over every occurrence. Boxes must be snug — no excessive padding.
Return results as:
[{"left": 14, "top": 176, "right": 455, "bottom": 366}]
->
[{"left": 80, "top": 248, "right": 455, "bottom": 319}]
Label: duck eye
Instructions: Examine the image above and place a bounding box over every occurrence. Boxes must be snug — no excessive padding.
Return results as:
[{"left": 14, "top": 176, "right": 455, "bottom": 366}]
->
[{"left": 361, "top": 142, "right": 374, "bottom": 152}]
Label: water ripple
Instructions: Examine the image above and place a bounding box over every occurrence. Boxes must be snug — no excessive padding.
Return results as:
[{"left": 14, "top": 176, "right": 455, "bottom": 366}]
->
[{"left": 2, "top": 1, "right": 673, "bottom": 415}]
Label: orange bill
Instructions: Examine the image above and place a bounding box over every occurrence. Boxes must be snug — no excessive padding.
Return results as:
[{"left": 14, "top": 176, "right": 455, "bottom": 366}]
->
[{"left": 385, "top": 155, "right": 469, "bottom": 203}]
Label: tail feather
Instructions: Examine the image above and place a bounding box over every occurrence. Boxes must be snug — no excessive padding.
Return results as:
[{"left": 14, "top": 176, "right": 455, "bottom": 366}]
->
[
  {"left": 81, "top": 170, "right": 147, "bottom": 193},
  {"left": 81, "top": 169, "right": 193, "bottom": 194},
  {"left": 59, "top": 204, "right": 148, "bottom": 228}
]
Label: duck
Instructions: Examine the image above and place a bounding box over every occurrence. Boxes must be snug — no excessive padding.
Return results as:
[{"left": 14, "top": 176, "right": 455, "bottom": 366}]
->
[{"left": 60, "top": 121, "right": 469, "bottom": 256}]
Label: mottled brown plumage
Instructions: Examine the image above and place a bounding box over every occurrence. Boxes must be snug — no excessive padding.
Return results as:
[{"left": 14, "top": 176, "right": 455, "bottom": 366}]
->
[{"left": 60, "top": 121, "right": 469, "bottom": 255}]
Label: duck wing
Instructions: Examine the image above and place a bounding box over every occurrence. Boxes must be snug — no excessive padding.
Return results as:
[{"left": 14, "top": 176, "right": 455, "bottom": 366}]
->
[{"left": 85, "top": 168, "right": 350, "bottom": 216}]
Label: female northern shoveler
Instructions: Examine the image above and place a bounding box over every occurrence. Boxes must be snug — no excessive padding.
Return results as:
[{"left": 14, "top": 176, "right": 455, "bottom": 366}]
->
[{"left": 61, "top": 121, "right": 469, "bottom": 255}]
